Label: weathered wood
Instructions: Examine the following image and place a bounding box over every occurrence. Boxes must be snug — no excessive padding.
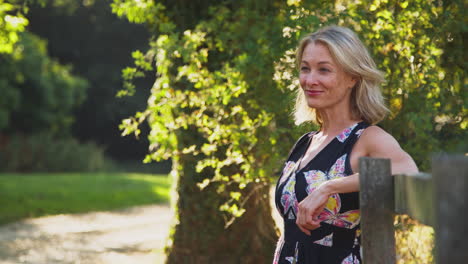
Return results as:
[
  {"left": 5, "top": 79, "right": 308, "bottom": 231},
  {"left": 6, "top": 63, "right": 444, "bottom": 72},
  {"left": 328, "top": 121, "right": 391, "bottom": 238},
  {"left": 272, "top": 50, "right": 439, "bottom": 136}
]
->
[
  {"left": 433, "top": 155, "right": 468, "bottom": 263},
  {"left": 394, "top": 173, "right": 434, "bottom": 226},
  {"left": 359, "top": 157, "right": 395, "bottom": 264}
]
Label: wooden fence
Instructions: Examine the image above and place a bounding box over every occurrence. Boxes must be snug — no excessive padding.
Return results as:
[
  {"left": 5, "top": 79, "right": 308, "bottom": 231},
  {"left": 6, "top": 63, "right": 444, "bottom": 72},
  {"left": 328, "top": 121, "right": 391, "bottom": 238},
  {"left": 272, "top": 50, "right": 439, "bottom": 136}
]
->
[{"left": 359, "top": 155, "right": 468, "bottom": 264}]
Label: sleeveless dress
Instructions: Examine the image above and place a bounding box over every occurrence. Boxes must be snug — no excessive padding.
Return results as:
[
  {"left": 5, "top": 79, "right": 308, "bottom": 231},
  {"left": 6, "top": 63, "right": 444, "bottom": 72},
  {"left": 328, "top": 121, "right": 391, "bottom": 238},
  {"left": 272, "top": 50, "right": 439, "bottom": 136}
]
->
[{"left": 273, "top": 122, "right": 369, "bottom": 264}]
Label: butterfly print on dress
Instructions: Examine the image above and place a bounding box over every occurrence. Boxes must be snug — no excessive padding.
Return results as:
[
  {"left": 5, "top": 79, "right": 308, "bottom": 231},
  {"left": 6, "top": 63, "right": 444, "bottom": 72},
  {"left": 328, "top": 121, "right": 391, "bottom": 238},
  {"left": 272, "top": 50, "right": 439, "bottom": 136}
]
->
[{"left": 303, "top": 154, "right": 360, "bottom": 229}]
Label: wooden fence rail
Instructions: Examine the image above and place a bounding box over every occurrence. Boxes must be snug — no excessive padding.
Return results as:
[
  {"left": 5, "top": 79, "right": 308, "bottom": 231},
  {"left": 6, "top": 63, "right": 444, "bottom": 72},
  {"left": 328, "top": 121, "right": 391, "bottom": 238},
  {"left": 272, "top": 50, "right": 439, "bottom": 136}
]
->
[{"left": 359, "top": 155, "right": 468, "bottom": 264}]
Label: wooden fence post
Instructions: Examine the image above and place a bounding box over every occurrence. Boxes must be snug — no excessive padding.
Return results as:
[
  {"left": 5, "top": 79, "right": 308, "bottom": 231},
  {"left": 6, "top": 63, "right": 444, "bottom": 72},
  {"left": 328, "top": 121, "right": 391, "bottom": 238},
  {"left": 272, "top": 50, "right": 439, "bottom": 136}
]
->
[
  {"left": 433, "top": 155, "right": 468, "bottom": 263},
  {"left": 359, "top": 157, "right": 395, "bottom": 264}
]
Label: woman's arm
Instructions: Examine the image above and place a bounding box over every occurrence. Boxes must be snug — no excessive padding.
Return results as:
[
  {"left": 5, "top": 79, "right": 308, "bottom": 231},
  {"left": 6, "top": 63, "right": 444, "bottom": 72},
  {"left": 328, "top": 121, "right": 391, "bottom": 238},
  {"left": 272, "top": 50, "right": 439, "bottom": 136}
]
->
[
  {"left": 296, "top": 174, "right": 359, "bottom": 235},
  {"left": 360, "top": 126, "right": 418, "bottom": 175},
  {"left": 296, "top": 126, "right": 418, "bottom": 235}
]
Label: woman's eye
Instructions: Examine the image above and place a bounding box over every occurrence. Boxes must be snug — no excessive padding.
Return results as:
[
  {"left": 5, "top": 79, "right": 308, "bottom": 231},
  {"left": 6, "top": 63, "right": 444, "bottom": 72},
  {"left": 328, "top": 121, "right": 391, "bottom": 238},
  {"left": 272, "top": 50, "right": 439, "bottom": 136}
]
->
[
  {"left": 300, "top": 67, "right": 309, "bottom": 71},
  {"left": 319, "top": 68, "right": 330, "bottom": 72}
]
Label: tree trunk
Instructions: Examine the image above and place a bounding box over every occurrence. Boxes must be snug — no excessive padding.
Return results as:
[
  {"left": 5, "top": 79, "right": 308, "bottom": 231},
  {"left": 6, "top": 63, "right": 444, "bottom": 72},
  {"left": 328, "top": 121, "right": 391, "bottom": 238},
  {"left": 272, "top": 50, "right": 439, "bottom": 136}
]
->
[{"left": 166, "top": 131, "right": 278, "bottom": 264}]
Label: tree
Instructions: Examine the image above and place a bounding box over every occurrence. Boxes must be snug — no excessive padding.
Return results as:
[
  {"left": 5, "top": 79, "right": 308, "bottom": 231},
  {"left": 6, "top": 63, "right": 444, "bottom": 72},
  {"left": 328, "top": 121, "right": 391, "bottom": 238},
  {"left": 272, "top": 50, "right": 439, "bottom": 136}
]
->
[
  {"left": 0, "top": 1, "right": 88, "bottom": 134},
  {"left": 116, "top": 0, "right": 466, "bottom": 262},
  {"left": 114, "top": 0, "right": 298, "bottom": 262}
]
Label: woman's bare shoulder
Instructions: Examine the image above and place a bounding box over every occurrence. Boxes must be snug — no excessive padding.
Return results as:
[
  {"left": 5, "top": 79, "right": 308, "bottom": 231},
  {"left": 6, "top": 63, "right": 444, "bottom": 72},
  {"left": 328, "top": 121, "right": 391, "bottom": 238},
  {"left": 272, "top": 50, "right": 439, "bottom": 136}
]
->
[
  {"left": 358, "top": 125, "right": 403, "bottom": 155},
  {"left": 354, "top": 125, "right": 418, "bottom": 173},
  {"left": 361, "top": 125, "right": 388, "bottom": 135}
]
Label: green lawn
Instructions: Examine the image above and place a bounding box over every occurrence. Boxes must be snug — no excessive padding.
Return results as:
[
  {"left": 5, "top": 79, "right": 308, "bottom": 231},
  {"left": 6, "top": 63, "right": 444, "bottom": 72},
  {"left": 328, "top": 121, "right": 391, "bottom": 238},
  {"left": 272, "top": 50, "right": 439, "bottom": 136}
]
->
[{"left": 0, "top": 173, "right": 171, "bottom": 225}]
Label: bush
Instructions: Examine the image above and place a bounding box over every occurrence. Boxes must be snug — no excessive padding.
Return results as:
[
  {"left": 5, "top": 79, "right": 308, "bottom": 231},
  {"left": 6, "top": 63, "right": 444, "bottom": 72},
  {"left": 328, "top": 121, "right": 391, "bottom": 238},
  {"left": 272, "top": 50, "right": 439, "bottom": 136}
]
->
[{"left": 0, "top": 133, "right": 113, "bottom": 172}]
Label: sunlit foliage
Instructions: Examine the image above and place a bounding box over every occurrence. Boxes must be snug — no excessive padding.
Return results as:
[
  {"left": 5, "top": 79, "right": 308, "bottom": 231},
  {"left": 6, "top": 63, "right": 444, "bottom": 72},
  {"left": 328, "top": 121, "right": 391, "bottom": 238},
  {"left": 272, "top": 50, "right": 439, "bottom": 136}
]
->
[
  {"left": 0, "top": 0, "right": 28, "bottom": 54},
  {"left": 0, "top": 1, "right": 88, "bottom": 134},
  {"left": 117, "top": 1, "right": 295, "bottom": 224},
  {"left": 0, "top": 32, "right": 88, "bottom": 133},
  {"left": 116, "top": 0, "right": 465, "bottom": 262},
  {"left": 119, "top": 0, "right": 465, "bottom": 219}
]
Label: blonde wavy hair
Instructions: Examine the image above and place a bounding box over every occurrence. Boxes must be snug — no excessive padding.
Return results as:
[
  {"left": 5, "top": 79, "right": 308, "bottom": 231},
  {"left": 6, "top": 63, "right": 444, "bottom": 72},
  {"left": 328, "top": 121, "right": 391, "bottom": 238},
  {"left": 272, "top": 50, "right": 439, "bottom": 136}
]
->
[{"left": 294, "top": 25, "right": 389, "bottom": 125}]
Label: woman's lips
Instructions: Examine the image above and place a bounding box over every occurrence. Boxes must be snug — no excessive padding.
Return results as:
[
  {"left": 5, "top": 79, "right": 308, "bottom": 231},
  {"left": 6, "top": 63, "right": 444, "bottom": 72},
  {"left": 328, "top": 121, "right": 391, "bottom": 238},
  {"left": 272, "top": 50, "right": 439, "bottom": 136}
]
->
[{"left": 305, "top": 90, "right": 323, "bottom": 96}]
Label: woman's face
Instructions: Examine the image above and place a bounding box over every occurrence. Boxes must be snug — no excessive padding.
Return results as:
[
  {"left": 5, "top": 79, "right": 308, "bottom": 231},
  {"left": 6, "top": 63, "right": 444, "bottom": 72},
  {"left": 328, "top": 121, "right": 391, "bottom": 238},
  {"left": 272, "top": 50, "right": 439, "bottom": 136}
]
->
[{"left": 299, "top": 42, "right": 356, "bottom": 112}]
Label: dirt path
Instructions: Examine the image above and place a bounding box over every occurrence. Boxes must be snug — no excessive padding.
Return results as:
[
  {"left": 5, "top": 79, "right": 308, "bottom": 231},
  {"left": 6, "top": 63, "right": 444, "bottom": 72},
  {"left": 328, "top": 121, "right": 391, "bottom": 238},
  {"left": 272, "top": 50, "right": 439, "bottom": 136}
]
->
[
  {"left": 0, "top": 188, "right": 282, "bottom": 264},
  {"left": 0, "top": 204, "right": 172, "bottom": 264}
]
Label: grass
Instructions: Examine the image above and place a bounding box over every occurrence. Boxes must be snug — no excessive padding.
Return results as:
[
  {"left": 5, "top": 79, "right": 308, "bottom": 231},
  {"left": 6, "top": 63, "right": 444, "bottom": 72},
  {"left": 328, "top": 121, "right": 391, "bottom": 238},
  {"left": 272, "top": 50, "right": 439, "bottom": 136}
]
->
[{"left": 0, "top": 172, "right": 171, "bottom": 225}]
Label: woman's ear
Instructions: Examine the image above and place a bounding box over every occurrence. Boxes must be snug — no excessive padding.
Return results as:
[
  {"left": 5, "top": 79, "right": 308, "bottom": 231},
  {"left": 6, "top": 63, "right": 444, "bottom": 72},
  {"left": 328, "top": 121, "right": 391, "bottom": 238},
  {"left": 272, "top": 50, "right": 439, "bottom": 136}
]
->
[{"left": 347, "top": 76, "right": 357, "bottom": 90}]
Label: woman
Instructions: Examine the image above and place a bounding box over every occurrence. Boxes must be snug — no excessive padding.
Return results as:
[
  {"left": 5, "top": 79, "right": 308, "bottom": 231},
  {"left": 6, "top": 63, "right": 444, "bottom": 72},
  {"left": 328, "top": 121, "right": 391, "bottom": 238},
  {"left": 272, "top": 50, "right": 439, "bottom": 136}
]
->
[{"left": 273, "top": 26, "right": 418, "bottom": 264}]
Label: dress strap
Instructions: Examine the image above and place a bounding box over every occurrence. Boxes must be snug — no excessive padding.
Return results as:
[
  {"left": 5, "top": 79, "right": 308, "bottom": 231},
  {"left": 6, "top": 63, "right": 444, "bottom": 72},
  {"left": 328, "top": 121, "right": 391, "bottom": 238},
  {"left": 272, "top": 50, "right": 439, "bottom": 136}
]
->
[{"left": 284, "top": 132, "right": 315, "bottom": 164}]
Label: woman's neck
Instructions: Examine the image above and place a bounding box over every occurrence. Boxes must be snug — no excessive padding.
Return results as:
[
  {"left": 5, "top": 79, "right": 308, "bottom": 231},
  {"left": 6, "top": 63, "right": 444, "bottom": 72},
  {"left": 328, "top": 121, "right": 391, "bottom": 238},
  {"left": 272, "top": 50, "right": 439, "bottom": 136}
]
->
[{"left": 318, "top": 109, "right": 360, "bottom": 136}]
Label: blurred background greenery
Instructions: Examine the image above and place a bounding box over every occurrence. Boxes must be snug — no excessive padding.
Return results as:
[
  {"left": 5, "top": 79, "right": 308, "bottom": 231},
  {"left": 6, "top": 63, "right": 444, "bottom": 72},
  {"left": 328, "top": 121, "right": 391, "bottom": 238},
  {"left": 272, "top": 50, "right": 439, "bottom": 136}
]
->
[
  {"left": 0, "top": 0, "right": 163, "bottom": 173},
  {"left": 0, "top": 0, "right": 466, "bottom": 263}
]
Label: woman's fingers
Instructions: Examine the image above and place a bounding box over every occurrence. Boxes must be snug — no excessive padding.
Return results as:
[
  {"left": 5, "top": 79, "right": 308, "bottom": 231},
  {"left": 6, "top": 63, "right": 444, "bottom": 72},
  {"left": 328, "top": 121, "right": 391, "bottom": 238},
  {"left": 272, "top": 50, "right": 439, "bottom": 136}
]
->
[
  {"left": 296, "top": 207, "right": 310, "bottom": 235},
  {"left": 297, "top": 224, "right": 311, "bottom": 236},
  {"left": 296, "top": 189, "right": 330, "bottom": 235},
  {"left": 296, "top": 216, "right": 317, "bottom": 235},
  {"left": 296, "top": 203, "right": 321, "bottom": 235},
  {"left": 296, "top": 220, "right": 319, "bottom": 235}
]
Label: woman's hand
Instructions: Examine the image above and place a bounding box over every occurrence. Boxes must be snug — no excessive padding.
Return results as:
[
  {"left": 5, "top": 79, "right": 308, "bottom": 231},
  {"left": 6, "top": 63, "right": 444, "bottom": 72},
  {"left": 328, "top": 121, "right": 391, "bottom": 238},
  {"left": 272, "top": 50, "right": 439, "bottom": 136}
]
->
[
  {"left": 296, "top": 174, "right": 360, "bottom": 235},
  {"left": 296, "top": 183, "right": 331, "bottom": 235}
]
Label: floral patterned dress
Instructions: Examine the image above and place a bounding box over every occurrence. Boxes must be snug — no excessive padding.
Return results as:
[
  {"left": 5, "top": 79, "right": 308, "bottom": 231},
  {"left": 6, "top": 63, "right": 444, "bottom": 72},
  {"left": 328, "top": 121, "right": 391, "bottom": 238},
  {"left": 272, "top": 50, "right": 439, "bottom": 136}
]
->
[{"left": 274, "top": 122, "right": 368, "bottom": 264}]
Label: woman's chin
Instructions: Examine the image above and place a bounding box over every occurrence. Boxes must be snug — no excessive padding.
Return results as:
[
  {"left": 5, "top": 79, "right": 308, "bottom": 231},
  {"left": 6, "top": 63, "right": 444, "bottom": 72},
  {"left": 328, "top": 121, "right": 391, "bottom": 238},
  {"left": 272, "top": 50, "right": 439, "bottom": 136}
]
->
[{"left": 306, "top": 101, "right": 323, "bottom": 109}]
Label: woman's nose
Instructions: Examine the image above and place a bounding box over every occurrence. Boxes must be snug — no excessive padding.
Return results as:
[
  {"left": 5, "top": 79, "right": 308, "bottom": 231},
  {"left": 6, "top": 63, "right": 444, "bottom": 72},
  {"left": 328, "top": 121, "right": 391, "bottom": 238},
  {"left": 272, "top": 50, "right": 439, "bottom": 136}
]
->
[{"left": 303, "top": 72, "right": 319, "bottom": 86}]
